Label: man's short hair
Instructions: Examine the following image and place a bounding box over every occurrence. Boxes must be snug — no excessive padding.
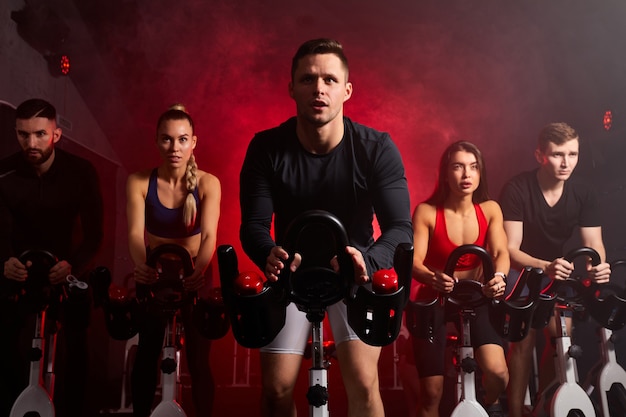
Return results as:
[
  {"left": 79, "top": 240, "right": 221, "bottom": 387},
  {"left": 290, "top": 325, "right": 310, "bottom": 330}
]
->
[
  {"left": 291, "top": 38, "right": 349, "bottom": 81},
  {"left": 15, "top": 98, "right": 57, "bottom": 121},
  {"left": 537, "top": 122, "right": 579, "bottom": 152}
]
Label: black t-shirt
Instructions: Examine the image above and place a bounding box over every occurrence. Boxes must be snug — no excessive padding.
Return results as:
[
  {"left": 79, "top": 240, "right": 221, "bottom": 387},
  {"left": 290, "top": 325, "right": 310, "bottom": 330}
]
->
[
  {"left": 0, "top": 149, "right": 104, "bottom": 274},
  {"left": 499, "top": 169, "right": 601, "bottom": 261}
]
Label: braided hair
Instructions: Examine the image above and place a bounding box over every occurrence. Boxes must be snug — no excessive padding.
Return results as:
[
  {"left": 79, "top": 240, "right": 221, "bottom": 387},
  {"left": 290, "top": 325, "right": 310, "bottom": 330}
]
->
[{"left": 183, "top": 153, "right": 198, "bottom": 230}]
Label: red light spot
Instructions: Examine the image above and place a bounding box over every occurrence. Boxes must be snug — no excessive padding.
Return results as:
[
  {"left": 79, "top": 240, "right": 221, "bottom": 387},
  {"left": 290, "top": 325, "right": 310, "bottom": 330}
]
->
[
  {"left": 603, "top": 110, "right": 612, "bottom": 131},
  {"left": 60, "top": 55, "right": 70, "bottom": 75}
]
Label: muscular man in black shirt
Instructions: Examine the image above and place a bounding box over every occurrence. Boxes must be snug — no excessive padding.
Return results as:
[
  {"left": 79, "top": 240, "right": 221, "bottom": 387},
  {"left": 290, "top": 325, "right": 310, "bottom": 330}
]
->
[{"left": 240, "top": 39, "right": 412, "bottom": 417}]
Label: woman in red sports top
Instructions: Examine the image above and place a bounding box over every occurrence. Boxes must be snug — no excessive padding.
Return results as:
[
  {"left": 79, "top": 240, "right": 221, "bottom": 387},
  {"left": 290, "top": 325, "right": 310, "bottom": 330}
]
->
[{"left": 411, "top": 141, "right": 509, "bottom": 417}]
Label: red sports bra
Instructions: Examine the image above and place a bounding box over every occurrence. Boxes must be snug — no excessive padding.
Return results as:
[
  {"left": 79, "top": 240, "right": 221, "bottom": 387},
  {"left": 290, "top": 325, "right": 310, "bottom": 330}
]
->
[{"left": 424, "top": 204, "right": 488, "bottom": 272}]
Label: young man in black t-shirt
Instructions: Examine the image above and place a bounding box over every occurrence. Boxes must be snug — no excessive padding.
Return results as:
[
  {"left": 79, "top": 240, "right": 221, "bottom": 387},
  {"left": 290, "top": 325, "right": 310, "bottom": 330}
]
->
[{"left": 499, "top": 122, "right": 611, "bottom": 417}]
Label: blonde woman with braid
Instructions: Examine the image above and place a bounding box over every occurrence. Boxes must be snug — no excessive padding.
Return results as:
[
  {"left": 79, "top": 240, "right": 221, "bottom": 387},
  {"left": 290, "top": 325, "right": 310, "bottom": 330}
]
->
[{"left": 126, "top": 104, "right": 221, "bottom": 417}]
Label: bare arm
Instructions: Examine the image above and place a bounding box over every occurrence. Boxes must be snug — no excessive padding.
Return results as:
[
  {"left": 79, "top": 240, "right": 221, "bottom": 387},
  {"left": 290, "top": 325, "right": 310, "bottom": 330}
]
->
[
  {"left": 126, "top": 172, "right": 156, "bottom": 284},
  {"left": 503, "top": 220, "right": 573, "bottom": 280},
  {"left": 482, "top": 201, "right": 509, "bottom": 297},
  {"left": 184, "top": 173, "right": 221, "bottom": 290},
  {"left": 504, "top": 220, "right": 544, "bottom": 271},
  {"left": 411, "top": 204, "right": 455, "bottom": 293}
]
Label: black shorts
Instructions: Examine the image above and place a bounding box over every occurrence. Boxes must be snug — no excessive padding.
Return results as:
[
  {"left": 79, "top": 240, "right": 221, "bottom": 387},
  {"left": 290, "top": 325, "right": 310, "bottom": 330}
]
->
[{"left": 412, "top": 302, "right": 504, "bottom": 377}]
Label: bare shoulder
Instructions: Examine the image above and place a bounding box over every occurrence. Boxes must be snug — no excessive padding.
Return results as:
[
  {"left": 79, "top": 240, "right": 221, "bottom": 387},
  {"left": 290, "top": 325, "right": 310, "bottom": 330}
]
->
[
  {"left": 128, "top": 168, "right": 151, "bottom": 182},
  {"left": 413, "top": 202, "right": 436, "bottom": 226},
  {"left": 126, "top": 169, "right": 151, "bottom": 193},
  {"left": 197, "top": 170, "right": 221, "bottom": 194},
  {"left": 480, "top": 200, "right": 504, "bottom": 220}
]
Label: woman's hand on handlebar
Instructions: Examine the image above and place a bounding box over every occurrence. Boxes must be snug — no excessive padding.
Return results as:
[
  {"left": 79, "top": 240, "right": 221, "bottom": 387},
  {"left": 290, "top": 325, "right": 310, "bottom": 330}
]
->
[
  {"left": 3, "top": 257, "right": 28, "bottom": 281},
  {"left": 183, "top": 269, "right": 206, "bottom": 291},
  {"left": 588, "top": 262, "right": 611, "bottom": 284},
  {"left": 428, "top": 271, "right": 455, "bottom": 293},
  {"left": 48, "top": 260, "right": 72, "bottom": 285},
  {"left": 483, "top": 275, "right": 506, "bottom": 298},
  {"left": 134, "top": 263, "right": 158, "bottom": 285}
]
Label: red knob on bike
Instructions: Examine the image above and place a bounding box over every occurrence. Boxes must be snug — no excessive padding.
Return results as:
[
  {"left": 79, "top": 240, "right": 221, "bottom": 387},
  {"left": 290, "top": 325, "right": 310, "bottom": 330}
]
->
[
  {"left": 372, "top": 268, "right": 399, "bottom": 294},
  {"left": 108, "top": 284, "right": 129, "bottom": 302},
  {"left": 235, "top": 271, "right": 264, "bottom": 295}
]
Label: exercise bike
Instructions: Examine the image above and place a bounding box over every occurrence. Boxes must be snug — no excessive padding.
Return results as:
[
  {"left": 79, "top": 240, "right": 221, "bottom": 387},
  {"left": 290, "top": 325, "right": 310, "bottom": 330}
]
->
[
  {"left": 92, "top": 268, "right": 139, "bottom": 414},
  {"left": 143, "top": 244, "right": 195, "bottom": 417},
  {"left": 219, "top": 210, "right": 413, "bottom": 416},
  {"left": 530, "top": 247, "right": 601, "bottom": 417},
  {"left": 93, "top": 244, "right": 229, "bottom": 417},
  {"left": 9, "top": 249, "right": 88, "bottom": 417},
  {"left": 582, "top": 259, "right": 626, "bottom": 417},
  {"left": 407, "top": 244, "right": 542, "bottom": 417}
]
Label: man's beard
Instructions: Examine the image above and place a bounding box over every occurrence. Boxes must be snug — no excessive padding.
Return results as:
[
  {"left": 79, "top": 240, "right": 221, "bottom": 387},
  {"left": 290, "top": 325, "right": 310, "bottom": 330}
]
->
[{"left": 24, "top": 146, "right": 53, "bottom": 166}]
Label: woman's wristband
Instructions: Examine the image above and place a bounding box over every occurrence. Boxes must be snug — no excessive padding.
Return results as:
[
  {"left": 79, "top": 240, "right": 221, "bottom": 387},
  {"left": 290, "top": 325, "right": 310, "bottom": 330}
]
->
[{"left": 494, "top": 272, "right": 507, "bottom": 282}]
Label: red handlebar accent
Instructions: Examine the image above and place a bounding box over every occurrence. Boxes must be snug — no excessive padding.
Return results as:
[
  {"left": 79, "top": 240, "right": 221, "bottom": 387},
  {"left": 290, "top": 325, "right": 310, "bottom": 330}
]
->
[
  {"left": 109, "top": 284, "right": 129, "bottom": 302},
  {"left": 235, "top": 271, "right": 265, "bottom": 295},
  {"left": 372, "top": 268, "right": 399, "bottom": 294}
]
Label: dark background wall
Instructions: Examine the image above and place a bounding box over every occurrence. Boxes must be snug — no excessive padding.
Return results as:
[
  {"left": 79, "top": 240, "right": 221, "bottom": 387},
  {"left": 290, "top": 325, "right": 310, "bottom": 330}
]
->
[
  {"left": 2, "top": 0, "right": 626, "bottom": 415},
  {"left": 67, "top": 0, "right": 626, "bottom": 265}
]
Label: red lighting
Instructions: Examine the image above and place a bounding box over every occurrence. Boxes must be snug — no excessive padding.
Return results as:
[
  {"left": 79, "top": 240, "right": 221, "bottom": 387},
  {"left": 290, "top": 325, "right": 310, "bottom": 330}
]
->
[
  {"left": 46, "top": 53, "right": 71, "bottom": 77},
  {"left": 603, "top": 110, "right": 612, "bottom": 131},
  {"left": 60, "top": 55, "right": 70, "bottom": 75}
]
